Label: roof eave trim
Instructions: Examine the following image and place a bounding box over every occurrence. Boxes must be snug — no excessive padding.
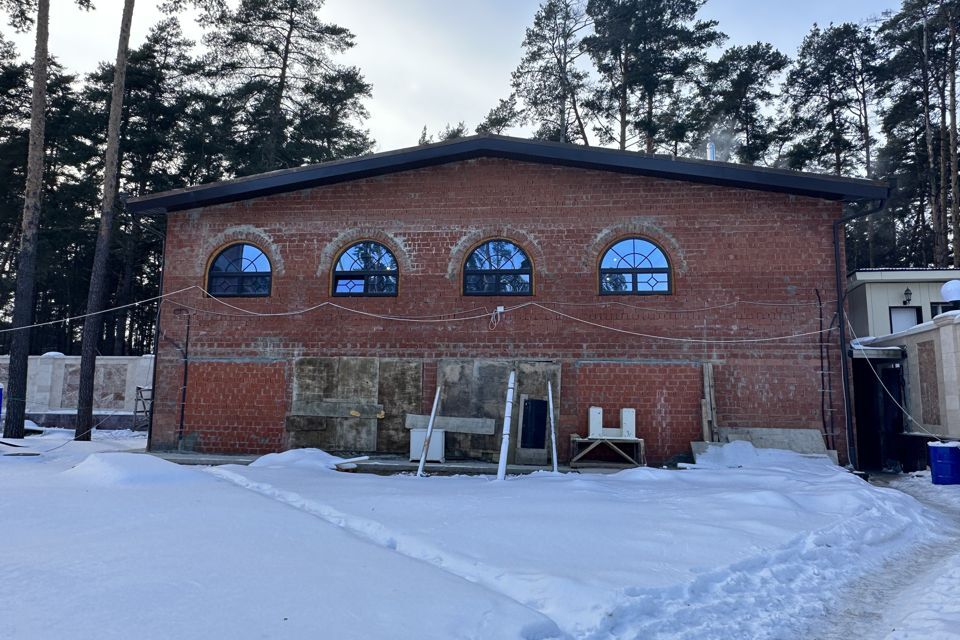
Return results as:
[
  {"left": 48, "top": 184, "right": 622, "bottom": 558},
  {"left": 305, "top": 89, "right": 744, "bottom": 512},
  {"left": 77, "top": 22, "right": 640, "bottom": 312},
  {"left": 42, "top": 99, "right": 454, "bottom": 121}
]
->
[{"left": 128, "top": 136, "right": 890, "bottom": 213}]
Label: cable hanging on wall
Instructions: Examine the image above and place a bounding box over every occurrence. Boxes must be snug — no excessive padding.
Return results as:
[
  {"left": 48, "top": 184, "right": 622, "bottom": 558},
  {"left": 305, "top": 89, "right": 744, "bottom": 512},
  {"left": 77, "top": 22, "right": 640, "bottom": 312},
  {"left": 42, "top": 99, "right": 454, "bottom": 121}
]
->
[{"left": 0, "top": 284, "right": 840, "bottom": 345}]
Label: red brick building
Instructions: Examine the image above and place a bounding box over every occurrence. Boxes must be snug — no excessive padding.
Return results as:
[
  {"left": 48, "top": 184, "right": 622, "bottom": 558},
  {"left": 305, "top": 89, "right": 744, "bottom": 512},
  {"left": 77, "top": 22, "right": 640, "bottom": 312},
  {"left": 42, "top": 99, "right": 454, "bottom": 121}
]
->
[{"left": 130, "top": 135, "right": 888, "bottom": 465}]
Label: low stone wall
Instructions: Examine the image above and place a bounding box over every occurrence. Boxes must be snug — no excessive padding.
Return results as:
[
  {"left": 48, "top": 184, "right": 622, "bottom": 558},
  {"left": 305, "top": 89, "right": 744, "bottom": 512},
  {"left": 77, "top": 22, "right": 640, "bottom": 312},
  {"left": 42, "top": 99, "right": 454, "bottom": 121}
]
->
[
  {"left": 0, "top": 354, "right": 154, "bottom": 419},
  {"left": 869, "top": 311, "right": 960, "bottom": 439}
]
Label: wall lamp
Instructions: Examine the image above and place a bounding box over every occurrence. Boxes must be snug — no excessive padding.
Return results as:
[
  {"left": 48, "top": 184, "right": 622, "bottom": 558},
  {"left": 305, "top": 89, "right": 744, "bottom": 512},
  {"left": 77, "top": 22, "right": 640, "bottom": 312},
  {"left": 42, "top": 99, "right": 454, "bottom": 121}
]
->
[{"left": 903, "top": 287, "right": 913, "bottom": 305}]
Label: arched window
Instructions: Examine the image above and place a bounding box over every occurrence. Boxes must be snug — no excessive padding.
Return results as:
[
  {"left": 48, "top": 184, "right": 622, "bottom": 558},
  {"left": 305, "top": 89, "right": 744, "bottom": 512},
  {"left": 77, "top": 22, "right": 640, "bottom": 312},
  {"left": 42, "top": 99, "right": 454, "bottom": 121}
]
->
[
  {"left": 464, "top": 239, "right": 532, "bottom": 296},
  {"left": 207, "top": 243, "right": 272, "bottom": 297},
  {"left": 599, "top": 237, "right": 671, "bottom": 295},
  {"left": 333, "top": 241, "right": 399, "bottom": 296}
]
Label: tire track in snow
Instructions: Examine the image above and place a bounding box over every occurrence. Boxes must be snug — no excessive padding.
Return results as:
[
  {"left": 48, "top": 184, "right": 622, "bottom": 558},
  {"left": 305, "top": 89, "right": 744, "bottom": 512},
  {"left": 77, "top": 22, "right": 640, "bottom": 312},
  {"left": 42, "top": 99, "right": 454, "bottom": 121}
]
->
[
  {"left": 205, "top": 466, "right": 576, "bottom": 639},
  {"left": 583, "top": 489, "right": 933, "bottom": 640},
  {"left": 813, "top": 477, "right": 960, "bottom": 640}
]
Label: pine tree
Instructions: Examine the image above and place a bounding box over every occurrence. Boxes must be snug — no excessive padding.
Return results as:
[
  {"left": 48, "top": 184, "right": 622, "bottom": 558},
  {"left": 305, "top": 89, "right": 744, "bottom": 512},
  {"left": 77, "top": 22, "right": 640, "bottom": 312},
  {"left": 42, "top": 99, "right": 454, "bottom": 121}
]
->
[
  {"left": 696, "top": 42, "right": 788, "bottom": 164},
  {"left": 2, "top": 0, "right": 92, "bottom": 439},
  {"left": 510, "top": 0, "right": 592, "bottom": 143},
  {"left": 877, "top": 1, "right": 954, "bottom": 267},
  {"left": 784, "top": 22, "right": 880, "bottom": 179},
  {"left": 205, "top": 0, "right": 373, "bottom": 174},
  {"left": 583, "top": 0, "right": 724, "bottom": 152},
  {"left": 76, "top": 0, "right": 136, "bottom": 441},
  {"left": 0, "top": 35, "right": 31, "bottom": 318},
  {"left": 417, "top": 122, "right": 469, "bottom": 143},
  {"left": 476, "top": 96, "right": 520, "bottom": 134}
]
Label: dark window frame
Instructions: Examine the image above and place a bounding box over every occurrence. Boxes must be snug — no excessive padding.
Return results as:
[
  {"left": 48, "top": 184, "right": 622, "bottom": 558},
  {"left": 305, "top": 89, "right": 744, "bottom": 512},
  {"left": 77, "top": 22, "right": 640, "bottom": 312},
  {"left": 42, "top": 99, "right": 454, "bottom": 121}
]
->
[
  {"left": 207, "top": 243, "right": 272, "bottom": 298},
  {"left": 888, "top": 305, "right": 922, "bottom": 334},
  {"left": 598, "top": 237, "right": 672, "bottom": 296},
  {"left": 332, "top": 241, "right": 399, "bottom": 297},
  {"left": 931, "top": 301, "right": 960, "bottom": 317},
  {"left": 462, "top": 239, "right": 534, "bottom": 297}
]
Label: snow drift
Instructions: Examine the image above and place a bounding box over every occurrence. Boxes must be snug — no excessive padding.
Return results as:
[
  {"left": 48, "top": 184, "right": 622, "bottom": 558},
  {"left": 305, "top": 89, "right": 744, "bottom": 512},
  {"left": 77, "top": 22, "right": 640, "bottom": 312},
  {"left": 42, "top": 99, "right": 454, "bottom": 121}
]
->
[{"left": 0, "top": 438, "right": 939, "bottom": 639}]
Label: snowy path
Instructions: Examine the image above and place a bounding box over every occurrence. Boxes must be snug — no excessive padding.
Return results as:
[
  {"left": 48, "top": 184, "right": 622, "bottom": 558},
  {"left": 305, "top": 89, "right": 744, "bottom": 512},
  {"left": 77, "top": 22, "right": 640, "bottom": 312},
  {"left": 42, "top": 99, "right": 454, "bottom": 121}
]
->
[
  {"left": 0, "top": 434, "right": 561, "bottom": 640},
  {"left": 817, "top": 474, "right": 960, "bottom": 640},
  {"left": 213, "top": 446, "right": 933, "bottom": 639},
  {"left": 1, "top": 435, "right": 947, "bottom": 640}
]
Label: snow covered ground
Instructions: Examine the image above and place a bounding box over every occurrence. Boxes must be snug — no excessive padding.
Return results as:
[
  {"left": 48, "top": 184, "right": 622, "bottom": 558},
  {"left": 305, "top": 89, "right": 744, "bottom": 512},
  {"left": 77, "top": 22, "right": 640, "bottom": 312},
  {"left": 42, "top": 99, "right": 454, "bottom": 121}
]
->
[
  {"left": 867, "top": 473, "right": 960, "bottom": 640},
  {"left": 0, "top": 432, "right": 954, "bottom": 639}
]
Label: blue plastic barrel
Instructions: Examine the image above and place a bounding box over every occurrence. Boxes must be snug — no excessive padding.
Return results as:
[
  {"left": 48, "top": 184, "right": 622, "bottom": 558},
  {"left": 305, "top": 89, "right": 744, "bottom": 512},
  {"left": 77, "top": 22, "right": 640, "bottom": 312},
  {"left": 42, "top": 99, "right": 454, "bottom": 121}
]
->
[{"left": 929, "top": 442, "right": 960, "bottom": 485}]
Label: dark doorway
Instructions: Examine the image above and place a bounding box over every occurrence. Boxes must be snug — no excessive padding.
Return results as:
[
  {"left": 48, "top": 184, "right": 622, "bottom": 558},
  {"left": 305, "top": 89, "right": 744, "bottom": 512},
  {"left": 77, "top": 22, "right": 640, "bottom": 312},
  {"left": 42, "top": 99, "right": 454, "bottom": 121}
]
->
[
  {"left": 520, "top": 399, "right": 548, "bottom": 449},
  {"left": 853, "top": 358, "right": 909, "bottom": 471}
]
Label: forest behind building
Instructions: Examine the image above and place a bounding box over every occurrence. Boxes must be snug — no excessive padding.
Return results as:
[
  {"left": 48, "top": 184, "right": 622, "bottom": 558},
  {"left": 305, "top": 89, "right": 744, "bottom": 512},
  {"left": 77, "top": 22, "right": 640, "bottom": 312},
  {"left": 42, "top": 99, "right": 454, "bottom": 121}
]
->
[{"left": 0, "top": 0, "right": 958, "bottom": 357}]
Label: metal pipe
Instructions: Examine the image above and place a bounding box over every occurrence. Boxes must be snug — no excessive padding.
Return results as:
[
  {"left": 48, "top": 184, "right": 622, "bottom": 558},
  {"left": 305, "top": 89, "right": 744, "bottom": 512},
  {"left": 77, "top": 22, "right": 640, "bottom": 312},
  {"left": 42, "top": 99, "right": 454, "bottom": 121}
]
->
[
  {"left": 547, "top": 380, "right": 559, "bottom": 473},
  {"left": 176, "top": 310, "right": 191, "bottom": 451},
  {"left": 833, "top": 196, "right": 889, "bottom": 470},
  {"left": 496, "top": 370, "right": 517, "bottom": 481},
  {"left": 417, "top": 386, "right": 442, "bottom": 477}
]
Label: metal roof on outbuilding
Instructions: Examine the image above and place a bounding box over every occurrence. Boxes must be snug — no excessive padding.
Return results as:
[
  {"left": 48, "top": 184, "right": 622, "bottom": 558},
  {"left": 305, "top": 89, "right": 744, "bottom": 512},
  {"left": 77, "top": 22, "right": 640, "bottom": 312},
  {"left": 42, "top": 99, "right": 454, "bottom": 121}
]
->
[{"left": 128, "top": 134, "right": 890, "bottom": 214}]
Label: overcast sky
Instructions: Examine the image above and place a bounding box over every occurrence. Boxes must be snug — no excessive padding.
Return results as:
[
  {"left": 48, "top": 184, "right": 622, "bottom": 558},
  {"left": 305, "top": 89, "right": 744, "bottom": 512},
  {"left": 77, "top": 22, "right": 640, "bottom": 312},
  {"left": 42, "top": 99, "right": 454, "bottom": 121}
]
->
[{"left": 5, "top": 0, "right": 897, "bottom": 151}]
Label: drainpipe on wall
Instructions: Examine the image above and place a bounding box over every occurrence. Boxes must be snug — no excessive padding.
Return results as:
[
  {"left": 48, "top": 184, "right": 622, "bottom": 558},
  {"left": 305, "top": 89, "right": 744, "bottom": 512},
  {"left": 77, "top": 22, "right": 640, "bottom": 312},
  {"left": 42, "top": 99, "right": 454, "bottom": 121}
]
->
[
  {"left": 173, "top": 308, "right": 192, "bottom": 451},
  {"left": 833, "top": 195, "right": 890, "bottom": 470}
]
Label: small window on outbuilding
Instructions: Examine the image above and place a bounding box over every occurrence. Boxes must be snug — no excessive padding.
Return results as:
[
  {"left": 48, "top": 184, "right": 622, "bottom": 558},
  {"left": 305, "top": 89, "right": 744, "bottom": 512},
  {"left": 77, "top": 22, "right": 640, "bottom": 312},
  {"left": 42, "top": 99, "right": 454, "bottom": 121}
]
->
[
  {"left": 464, "top": 239, "right": 533, "bottom": 296},
  {"left": 207, "top": 243, "right": 272, "bottom": 297},
  {"left": 333, "top": 241, "right": 399, "bottom": 296},
  {"left": 599, "top": 237, "right": 671, "bottom": 295}
]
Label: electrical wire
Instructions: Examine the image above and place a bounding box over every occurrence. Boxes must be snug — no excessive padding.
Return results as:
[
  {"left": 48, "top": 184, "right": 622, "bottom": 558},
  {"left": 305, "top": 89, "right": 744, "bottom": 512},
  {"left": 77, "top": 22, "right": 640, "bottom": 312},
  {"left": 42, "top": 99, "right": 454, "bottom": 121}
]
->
[
  {"left": 184, "top": 292, "right": 536, "bottom": 324},
  {"left": 38, "top": 412, "right": 132, "bottom": 453},
  {"left": 528, "top": 303, "right": 835, "bottom": 344},
  {"left": 0, "top": 408, "right": 138, "bottom": 454},
  {"left": 517, "top": 298, "right": 838, "bottom": 313},
  {"left": 182, "top": 294, "right": 835, "bottom": 344},
  {"left": 0, "top": 284, "right": 842, "bottom": 335},
  {"left": 0, "top": 286, "right": 200, "bottom": 333},
  {"left": 167, "top": 299, "right": 493, "bottom": 320},
  {"left": 843, "top": 313, "right": 942, "bottom": 441}
]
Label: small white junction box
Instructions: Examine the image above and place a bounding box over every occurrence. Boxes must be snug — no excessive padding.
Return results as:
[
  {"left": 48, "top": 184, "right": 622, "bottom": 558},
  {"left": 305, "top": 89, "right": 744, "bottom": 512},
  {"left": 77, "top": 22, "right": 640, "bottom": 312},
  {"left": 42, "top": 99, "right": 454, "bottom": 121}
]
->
[{"left": 409, "top": 428, "right": 445, "bottom": 463}]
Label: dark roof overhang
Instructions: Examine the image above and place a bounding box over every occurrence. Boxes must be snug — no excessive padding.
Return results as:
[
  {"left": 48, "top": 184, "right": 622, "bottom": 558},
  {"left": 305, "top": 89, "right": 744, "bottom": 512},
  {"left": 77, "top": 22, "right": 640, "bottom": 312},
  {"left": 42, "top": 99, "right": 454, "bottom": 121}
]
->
[{"left": 128, "top": 134, "right": 890, "bottom": 214}]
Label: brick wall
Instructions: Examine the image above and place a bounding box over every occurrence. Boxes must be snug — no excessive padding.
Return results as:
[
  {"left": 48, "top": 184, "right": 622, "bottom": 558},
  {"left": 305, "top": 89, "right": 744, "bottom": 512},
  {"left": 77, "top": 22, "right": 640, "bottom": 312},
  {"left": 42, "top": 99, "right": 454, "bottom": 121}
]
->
[
  {"left": 568, "top": 361, "right": 704, "bottom": 462},
  {"left": 150, "top": 157, "right": 847, "bottom": 463}
]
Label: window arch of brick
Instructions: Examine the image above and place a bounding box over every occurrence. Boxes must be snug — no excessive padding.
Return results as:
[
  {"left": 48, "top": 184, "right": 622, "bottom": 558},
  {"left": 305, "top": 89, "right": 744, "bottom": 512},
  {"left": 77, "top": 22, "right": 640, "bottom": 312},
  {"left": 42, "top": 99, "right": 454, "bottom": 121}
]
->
[
  {"left": 463, "top": 238, "right": 534, "bottom": 296},
  {"left": 207, "top": 242, "right": 273, "bottom": 297},
  {"left": 599, "top": 237, "right": 672, "bottom": 295},
  {"left": 332, "top": 241, "right": 399, "bottom": 297}
]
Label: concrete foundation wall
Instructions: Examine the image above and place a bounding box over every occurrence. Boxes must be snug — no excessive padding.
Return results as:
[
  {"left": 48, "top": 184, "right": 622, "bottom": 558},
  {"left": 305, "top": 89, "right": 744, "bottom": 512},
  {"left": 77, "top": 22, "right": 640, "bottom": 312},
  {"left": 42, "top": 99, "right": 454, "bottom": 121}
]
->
[
  {"left": 870, "top": 312, "right": 960, "bottom": 438},
  {"left": 0, "top": 354, "right": 154, "bottom": 414}
]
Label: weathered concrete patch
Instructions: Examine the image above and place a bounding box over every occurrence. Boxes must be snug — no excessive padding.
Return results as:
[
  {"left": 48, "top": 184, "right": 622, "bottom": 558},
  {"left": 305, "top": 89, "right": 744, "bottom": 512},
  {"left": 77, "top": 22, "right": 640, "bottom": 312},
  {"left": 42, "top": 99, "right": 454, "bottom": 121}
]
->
[
  {"left": 437, "top": 358, "right": 560, "bottom": 463},
  {"left": 288, "top": 356, "right": 421, "bottom": 454},
  {"left": 404, "top": 414, "right": 496, "bottom": 434},
  {"left": 289, "top": 401, "right": 384, "bottom": 419},
  {"left": 377, "top": 359, "right": 422, "bottom": 454}
]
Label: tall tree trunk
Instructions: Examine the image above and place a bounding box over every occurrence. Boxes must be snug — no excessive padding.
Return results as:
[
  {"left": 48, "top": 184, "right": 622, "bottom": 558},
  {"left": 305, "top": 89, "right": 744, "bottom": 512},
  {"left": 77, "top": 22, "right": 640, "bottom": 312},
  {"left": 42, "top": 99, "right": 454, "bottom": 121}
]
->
[
  {"left": 922, "top": 17, "right": 946, "bottom": 266},
  {"left": 645, "top": 93, "right": 654, "bottom": 153},
  {"left": 113, "top": 215, "right": 138, "bottom": 355},
  {"left": 829, "top": 103, "right": 842, "bottom": 175},
  {"left": 917, "top": 199, "right": 929, "bottom": 266},
  {"left": 3, "top": 0, "right": 50, "bottom": 440},
  {"left": 557, "top": 36, "right": 569, "bottom": 142},
  {"left": 858, "top": 65, "right": 876, "bottom": 266},
  {"left": 616, "top": 49, "right": 628, "bottom": 150},
  {"left": 262, "top": 6, "right": 295, "bottom": 169},
  {"left": 951, "top": 18, "right": 960, "bottom": 267},
  {"left": 75, "top": 0, "right": 135, "bottom": 440},
  {"left": 571, "top": 94, "right": 589, "bottom": 145},
  {"left": 940, "top": 82, "right": 950, "bottom": 266}
]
